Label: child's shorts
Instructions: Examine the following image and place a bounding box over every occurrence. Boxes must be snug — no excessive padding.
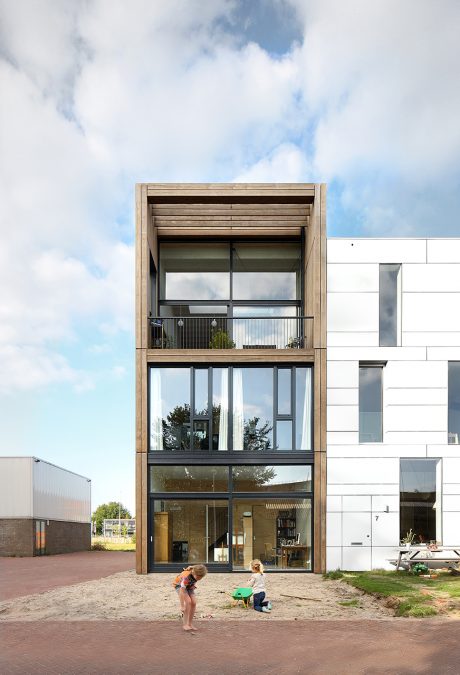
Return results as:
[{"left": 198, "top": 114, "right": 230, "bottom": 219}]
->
[{"left": 175, "top": 586, "right": 195, "bottom": 596}]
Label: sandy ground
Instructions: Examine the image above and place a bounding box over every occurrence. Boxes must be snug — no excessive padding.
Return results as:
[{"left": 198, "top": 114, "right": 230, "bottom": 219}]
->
[{"left": 0, "top": 570, "right": 394, "bottom": 622}]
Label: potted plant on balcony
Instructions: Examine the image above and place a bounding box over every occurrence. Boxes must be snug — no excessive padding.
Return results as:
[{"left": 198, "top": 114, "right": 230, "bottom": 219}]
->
[{"left": 209, "top": 329, "right": 235, "bottom": 349}]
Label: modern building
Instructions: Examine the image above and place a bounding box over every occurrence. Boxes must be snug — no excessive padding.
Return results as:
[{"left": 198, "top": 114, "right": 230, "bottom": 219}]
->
[
  {"left": 103, "top": 518, "right": 136, "bottom": 537},
  {"left": 326, "top": 238, "right": 460, "bottom": 570},
  {"left": 135, "top": 183, "right": 327, "bottom": 573},
  {"left": 0, "top": 457, "right": 91, "bottom": 556},
  {"left": 136, "top": 183, "right": 460, "bottom": 574}
]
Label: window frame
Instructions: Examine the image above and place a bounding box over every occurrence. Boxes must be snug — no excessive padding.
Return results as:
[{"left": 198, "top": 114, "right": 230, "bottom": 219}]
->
[{"left": 359, "top": 361, "right": 385, "bottom": 444}]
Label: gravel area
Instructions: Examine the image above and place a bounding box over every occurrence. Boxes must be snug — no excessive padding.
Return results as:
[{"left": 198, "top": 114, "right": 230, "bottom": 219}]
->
[{"left": 0, "top": 570, "right": 394, "bottom": 622}]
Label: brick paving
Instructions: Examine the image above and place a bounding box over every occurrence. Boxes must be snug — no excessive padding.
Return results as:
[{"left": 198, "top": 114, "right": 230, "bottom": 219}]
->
[
  {"left": 0, "top": 551, "right": 135, "bottom": 601},
  {"left": 1, "top": 620, "right": 460, "bottom": 674}
]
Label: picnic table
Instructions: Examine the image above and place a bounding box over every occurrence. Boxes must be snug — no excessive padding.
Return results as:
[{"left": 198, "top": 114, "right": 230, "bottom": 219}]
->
[{"left": 392, "top": 545, "right": 460, "bottom": 571}]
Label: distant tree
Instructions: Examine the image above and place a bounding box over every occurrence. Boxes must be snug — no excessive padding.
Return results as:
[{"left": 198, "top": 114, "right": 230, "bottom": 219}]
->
[
  {"left": 92, "top": 502, "right": 131, "bottom": 535},
  {"left": 243, "top": 416, "right": 273, "bottom": 452}
]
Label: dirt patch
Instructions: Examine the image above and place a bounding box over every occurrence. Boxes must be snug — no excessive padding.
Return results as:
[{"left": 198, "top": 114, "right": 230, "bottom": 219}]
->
[{"left": 0, "top": 571, "right": 395, "bottom": 622}]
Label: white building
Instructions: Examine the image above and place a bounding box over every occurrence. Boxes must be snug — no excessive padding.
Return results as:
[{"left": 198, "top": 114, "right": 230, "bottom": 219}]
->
[{"left": 326, "top": 238, "right": 460, "bottom": 571}]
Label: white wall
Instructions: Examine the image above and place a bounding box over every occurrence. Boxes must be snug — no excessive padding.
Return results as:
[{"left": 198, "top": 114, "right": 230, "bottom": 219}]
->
[
  {"left": 0, "top": 457, "right": 33, "bottom": 518},
  {"left": 326, "top": 239, "right": 460, "bottom": 571}
]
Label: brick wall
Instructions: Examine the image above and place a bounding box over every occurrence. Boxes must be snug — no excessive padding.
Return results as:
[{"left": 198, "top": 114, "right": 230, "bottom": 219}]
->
[
  {"left": 0, "top": 519, "right": 34, "bottom": 556},
  {"left": 0, "top": 519, "right": 91, "bottom": 556}
]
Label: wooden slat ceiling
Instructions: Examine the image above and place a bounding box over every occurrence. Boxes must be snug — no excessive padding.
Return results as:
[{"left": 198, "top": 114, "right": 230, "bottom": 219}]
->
[{"left": 151, "top": 201, "right": 310, "bottom": 236}]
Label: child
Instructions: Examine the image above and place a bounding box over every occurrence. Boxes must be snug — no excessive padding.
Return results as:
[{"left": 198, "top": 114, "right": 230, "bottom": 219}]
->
[
  {"left": 247, "top": 559, "right": 272, "bottom": 613},
  {"left": 173, "top": 564, "right": 208, "bottom": 631}
]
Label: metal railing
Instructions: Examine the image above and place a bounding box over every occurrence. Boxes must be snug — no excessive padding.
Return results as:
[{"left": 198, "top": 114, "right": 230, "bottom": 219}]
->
[{"left": 149, "top": 316, "right": 313, "bottom": 350}]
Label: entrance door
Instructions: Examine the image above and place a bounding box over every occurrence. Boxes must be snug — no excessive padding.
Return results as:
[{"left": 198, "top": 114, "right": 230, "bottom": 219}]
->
[
  {"left": 35, "top": 520, "right": 46, "bottom": 555},
  {"left": 342, "top": 512, "right": 371, "bottom": 570}
]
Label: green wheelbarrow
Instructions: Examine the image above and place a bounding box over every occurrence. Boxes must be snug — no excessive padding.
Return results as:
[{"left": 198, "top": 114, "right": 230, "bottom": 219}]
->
[{"left": 232, "top": 587, "right": 253, "bottom": 608}]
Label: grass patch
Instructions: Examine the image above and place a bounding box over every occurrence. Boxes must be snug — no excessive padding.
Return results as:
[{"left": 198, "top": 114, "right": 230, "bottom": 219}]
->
[
  {"left": 323, "top": 570, "right": 344, "bottom": 580},
  {"left": 338, "top": 599, "right": 359, "bottom": 607},
  {"left": 91, "top": 541, "right": 135, "bottom": 552}
]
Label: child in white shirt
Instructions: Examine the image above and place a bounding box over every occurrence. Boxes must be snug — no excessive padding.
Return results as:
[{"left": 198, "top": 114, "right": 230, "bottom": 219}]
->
[{"left": 247, "top": 559, "right": 272, "bottom": 613}]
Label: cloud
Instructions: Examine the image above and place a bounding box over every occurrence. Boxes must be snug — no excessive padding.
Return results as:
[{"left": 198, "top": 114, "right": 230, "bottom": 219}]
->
[{"left": 1, "top": 0, "right": 460, "bottom": 392}]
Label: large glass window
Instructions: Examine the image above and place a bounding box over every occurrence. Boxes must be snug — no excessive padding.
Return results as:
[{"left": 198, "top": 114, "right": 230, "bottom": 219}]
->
[
  {"left": 400, "top": 459, "right": 441, "bottom": 544},
  {"left": 379, "top": 264, "right": 401, "bottom": 346},
  {"left": 359, "top": 365, "right": 383, "bottom": 442},
  {"left": 448, "top": 362, "right": 460, "bottom": 444},
  {"left": 232, "top": 243, "right": 301, "bottom": 300},
  {"left": 160, "top": 243, "right": 230, "bottom": 300},
  {"left": 150, "top": 366, "right": 312, "bottom": 452},
  {"left": 232, "top": 498, "right": 311, "bottom": 570},
  {"left": 153, "top": 499, "right": 229, "bottom": 564},
  {"left": 232, "top": 466, "right": 312, "bottom": 492},
  {"left": 150, "top": 466, "right": 229, "bottom": 492}
]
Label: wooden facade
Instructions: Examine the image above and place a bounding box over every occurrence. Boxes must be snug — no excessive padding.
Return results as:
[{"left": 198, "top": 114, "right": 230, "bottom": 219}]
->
[{"left": 135, "top": 183, "right": 327, "bottom": 574}]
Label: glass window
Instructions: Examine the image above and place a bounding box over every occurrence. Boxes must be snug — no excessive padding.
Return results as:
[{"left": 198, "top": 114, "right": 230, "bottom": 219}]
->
[
  {"left": 233, "top": 368, "right": 273, "bottom": 451},
  {"left": 278, "top": 369, "right": 291, "bottom": 416},
  {"left": 232, "top": 243, "right": 301, "bottom": 300},
  {"left": 194, "top": 369, "right": 208, "bottom": 416},
  {"left": 379, "top": 264, "right": 401, "bottom": 346},
  {"left": 232, "top": 307, "right": 299, "bottom": 350},
  {"left": 150, "top": 466, "right": 229, "bottom": 492},
  {"left": 448, "top": 362, "right": 460, "bottom": 444},
  {"left": 359, "top": 366, "right": 383, "bottom": 442},
  {"left": 153, "top": 499, "right": 228, "bottom": 564},
  {"left": 232, "top": 498, "right": 311, "bottom": 570},
  {"left": 400, "top": 459, "right": 441, "bottom": 544},
  {"left": 232, "top": 466, "right": 312, "bottom": 492},
  {"left": 295, "top": 368, "right": 312, "bottom": 450},
  {"left": 160, "top": 243, "right": 230, "bottom": 300},
  {"left": 276, "top": 420, "right": 293, "bottom": 450},
  {"left": 150, "top": 368, "right": 191, "bottom": 451}
]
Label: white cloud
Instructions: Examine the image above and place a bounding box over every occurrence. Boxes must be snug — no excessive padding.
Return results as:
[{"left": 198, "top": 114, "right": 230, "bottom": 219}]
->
[{"left": 234, "top": 143, "right": 309, "bottom": 182}]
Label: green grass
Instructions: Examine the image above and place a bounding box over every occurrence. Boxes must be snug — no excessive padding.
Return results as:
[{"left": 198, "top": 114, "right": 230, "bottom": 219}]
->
[
  {"left": 338, "top": 599, "right": 360, "bottom": 607},
  {"left": 323, "top": 570, "right": 344, "bottom": 580},
  {"left": 91, "top": 541, "right": 135, "bottom": 552},
  {"left": 337, "top": 570, "right": 460, "bottom": 618}
]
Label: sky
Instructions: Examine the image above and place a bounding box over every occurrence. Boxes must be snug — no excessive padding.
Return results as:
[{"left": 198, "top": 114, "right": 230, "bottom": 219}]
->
[{"left": 1, "top": 0, "right": 460, "bottom": 515}]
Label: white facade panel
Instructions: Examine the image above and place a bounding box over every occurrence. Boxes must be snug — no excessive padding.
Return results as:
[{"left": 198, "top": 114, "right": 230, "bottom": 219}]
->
[
  {"left": 442, "top": 484, "right": 460, "bottom": 495},
  {"left": 403, "top": 332, "right": 460, "bottom": 347},
  {"left": 327, "top": 388, "right": 359, "bottom": 406},
  {"left": 342, "top": 547, "right": 372, "bottom": 571},
  {"left": 386, "top": 388, "right": 447, "bottom": 406},
  {"left": 327, "top": 432, "right": 359, "bottom": 445},
  {"left": 33, "top": 460, "right": 91, "bottom": 523},
  {"left": 442, "top": 458, "right": 460, "bottom": 483},
  {"left": 326, "top": 547, "right": 342, "bottom": 570},
  {"left": 442, "top": 495, "right": 460, "bottom": 512},
  {"left": 327, "top": 361, "right": 359, "bottom": 388},
  {"left": 427, "top": 445, "right": 460, "bottom": 458},
  {"left": 327, "top": 444, "right": 426, "bottom": 458},
  {"left": 427, "top": 239, "right": 460, "bottom": 263},
  {"left": 327, "top": 484, "right": 399, "bottom": 496},
  {"left": 403, "top": 264, "right": 460, "bottom": 292},
  {"left": 342, "top": 496, "right": 371, "bottom": 511},
  {"left": 384, "top": 361, "right": 447, "bottom": 388},
  {"left": 327, "top": 513, "right": 342, "bottom": 546},
  {"left": 327, "top": 239, "right": 426, "bottom": 264},
  {"left": 404, "top": 293, "right": 460, "bottom": 332},
  {"left": 442, "top": 513, "right": 460, "bottom": 545},
  {"left": 328, "top": 347, "right": 425, "bottom": 361},
  {"left": 371, "top": 547, "right": 398, "bottom": 570},
  {"left": 372, "top": 512, "right": 399, "bottom": 546},
  {"left": 385, "top": 431, "right": 446, "bottom": 444},
  {"left": 427, "top": 348, "right": 460, "bottom": 361},
  {"left": 0, "top": 457, "right": 33, "bottom": 518},
  {"left": 327, "top": 332, "right": 379, "bottom": 347},
  {"left": 328, "top": 458, "right": 398, "bottom": 484},
  {"left": 327, "top": 496, "right": 342, "bottom": 512},
  {"left": 327, "top": 405, "right": 358, "bottom": 432},
  {"left": 327, "top": 264, "right": 378, "bottom": 292},
  {"left": 342, "top": 512, "right": 371, "bottom": 546},
  {"left": 385, "top": 405, "right": 446, "bottom": 432},
  {"left": 371, "top": 495, "right": 399, "bottom": 512},
  {"left": 328, "top": 293, "right": 378, "bottom": 332}
]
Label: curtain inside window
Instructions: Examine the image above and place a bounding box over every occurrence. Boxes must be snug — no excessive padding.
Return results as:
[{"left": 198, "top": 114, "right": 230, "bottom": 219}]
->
[
  {"left": 233, "top": 368, "right": 244, "bottom": 450},
  {"left": 218, "top": 368, "right": 229, "bottom": 451},
  {"left": 299, "top": 368, "right": 312, "bottom": 450},
  {"left": 150, "top": 369, "right": 163, "bottom": 450}
]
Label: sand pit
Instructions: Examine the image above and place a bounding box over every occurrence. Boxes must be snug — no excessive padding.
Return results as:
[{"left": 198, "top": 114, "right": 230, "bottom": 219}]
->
[{"left": 0, "top": 570, "right": 394, "bottom": 622}]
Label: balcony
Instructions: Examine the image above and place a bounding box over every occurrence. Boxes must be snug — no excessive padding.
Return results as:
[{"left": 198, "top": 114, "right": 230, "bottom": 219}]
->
[{"left": 149, "top": 316, "right": 313, "bottom": 350}]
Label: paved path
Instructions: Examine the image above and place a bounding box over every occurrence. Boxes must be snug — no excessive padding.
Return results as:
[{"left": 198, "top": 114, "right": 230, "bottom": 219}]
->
[
  {"left": 0, "top": 551, "right": 135, "bottom": 601},
  {"left": 1, "top": 620, "right": 460, "bottom": 674}
]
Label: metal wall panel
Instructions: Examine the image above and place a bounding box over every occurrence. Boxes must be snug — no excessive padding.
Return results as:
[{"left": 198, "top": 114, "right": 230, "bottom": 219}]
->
[
  {"left": 0, "top": 457, "right": 33, "bottom": 517},
  {"left": 32, "top": 460, "right": 91, "bottom": 523}
]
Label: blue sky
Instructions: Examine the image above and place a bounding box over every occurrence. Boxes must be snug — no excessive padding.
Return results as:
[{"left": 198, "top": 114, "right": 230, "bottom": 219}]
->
[{"left": 1, "top": 0, "right": 460, "bottom": 514}]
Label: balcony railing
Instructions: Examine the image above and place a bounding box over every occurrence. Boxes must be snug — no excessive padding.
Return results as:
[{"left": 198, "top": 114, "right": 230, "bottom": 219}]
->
[{"left": 149, "top": 316, "right": 313, "bottom": 350}]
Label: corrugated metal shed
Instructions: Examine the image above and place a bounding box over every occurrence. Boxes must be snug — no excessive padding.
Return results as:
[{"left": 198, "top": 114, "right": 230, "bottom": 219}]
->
[{"left": 0, "top": 457, "right": 91, "bottom": 523}]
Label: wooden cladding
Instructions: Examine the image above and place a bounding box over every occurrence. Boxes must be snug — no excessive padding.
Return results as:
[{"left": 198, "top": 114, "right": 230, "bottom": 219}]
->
[{"left": 151, "top": 201, "right": 310, "bottom": 235}]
